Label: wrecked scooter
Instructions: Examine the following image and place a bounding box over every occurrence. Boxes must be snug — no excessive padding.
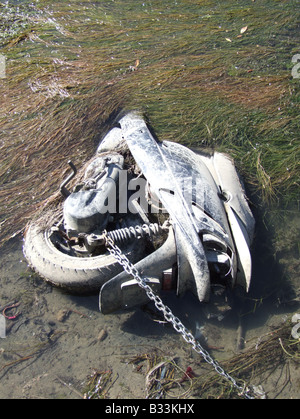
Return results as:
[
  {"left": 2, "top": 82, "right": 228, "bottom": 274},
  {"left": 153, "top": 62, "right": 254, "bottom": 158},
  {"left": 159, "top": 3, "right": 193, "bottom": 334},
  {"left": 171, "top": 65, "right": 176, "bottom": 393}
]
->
[{"left": 23, "top": 112, "right": 255, "bottom": 316}]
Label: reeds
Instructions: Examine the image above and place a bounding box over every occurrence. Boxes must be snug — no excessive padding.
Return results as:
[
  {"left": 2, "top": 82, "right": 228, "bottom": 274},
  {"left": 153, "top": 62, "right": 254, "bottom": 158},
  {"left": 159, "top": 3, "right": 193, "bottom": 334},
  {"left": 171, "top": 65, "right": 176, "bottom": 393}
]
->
[
  {"left": 0, "top": 0, "right": 299, "bottom": 246},
  {"left": 122, "top": 318, "right": 299, "bottom": 399},
  {"left": 83, "top": 369, "right": 116, "bottom": 399}
]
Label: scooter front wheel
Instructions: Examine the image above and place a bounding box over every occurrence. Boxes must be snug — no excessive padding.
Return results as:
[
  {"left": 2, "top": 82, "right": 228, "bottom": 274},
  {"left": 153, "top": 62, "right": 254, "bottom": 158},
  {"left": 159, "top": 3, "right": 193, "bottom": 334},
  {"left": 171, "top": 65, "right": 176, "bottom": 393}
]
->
[{"left": 23, "top": 222, "right": 144, "bottom": 293}]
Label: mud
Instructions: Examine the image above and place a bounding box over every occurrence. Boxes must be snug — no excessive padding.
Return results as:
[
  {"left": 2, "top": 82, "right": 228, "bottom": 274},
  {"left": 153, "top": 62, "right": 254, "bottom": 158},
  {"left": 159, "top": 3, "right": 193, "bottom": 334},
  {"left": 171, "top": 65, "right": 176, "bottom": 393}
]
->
[{"left": 0, "top": 234, "right": 299, "bottom": 399}]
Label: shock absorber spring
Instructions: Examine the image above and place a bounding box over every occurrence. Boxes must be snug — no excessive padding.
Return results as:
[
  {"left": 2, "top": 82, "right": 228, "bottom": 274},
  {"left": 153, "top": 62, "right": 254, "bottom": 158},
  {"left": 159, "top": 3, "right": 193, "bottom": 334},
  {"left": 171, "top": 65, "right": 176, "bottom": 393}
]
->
[{"left": 107, "top": 223, "right": 162, "bottom": 244}]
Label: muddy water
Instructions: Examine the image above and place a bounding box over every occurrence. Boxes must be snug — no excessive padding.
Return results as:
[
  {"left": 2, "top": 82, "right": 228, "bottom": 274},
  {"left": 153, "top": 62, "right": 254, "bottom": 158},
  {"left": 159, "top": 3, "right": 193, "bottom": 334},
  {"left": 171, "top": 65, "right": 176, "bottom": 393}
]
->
[
  {"left": 0, "top": 0, "right": 299, "bottom": 399},
  {"left": 0, "top": 236, "right": 231, "bottom": 399},
  {"left": 0, "top": 237, "right": 183, "bottom": 399},
  {"left": 0, "top": 219, "right": 299, "bottom": 399}
]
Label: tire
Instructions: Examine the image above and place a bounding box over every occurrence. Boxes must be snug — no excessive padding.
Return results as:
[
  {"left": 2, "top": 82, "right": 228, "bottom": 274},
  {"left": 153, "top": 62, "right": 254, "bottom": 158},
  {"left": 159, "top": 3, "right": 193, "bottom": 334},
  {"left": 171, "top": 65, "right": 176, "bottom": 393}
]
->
[{"left": 23, "top": 222, "right": 145, "bottom": 293}]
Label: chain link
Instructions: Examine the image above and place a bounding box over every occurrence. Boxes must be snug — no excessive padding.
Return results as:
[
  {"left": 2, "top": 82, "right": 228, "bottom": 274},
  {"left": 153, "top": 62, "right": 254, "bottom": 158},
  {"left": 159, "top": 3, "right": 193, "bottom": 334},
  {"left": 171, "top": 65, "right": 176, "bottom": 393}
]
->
[{"left": 104, "top": 233, "right": 253, "bottom": 399}]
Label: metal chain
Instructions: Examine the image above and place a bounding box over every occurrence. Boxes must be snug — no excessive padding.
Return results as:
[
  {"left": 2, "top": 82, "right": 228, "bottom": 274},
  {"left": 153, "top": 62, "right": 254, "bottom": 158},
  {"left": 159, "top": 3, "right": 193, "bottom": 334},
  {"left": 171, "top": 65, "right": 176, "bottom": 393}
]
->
[{"left": 104, "top": 232, "right": 254, "bottom": 399}]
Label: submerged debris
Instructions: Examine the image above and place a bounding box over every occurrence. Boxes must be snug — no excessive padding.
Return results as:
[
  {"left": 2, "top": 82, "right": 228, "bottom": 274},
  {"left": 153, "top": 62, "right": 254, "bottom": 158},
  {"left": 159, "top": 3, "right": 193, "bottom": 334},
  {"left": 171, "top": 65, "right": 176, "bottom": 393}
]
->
[
  {"left": 83, "top": 369, "right": 115, "bottom": 399},
  {"left": 97, "top": 328, "right": 108, "bottom": 342},
  {"left": 126, "top": 352, "right": 198, "bottom": 399},
  {"left": 56, "top": 309, "right": 69, "bottom": 322},
  {"left": 123, "top": 316, "right": 299, "bottom": 399}
]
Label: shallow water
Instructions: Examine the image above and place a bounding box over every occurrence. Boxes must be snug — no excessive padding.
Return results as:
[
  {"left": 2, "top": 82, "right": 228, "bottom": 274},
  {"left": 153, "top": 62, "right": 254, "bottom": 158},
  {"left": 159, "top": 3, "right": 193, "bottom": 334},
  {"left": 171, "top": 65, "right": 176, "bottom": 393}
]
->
[
  {"left": 0, "top": 218, "right": 299, "bottom": 399},
  {"left": 0, "top": 0, "right": 299, "bottom": 399}
]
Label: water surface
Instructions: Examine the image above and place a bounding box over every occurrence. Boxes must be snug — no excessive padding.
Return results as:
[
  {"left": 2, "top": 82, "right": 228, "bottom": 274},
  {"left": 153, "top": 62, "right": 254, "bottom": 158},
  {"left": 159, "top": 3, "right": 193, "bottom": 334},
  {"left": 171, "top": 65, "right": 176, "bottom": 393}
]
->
[{"left": 0, "top": 0, "right": 299, "bottom": 399}]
